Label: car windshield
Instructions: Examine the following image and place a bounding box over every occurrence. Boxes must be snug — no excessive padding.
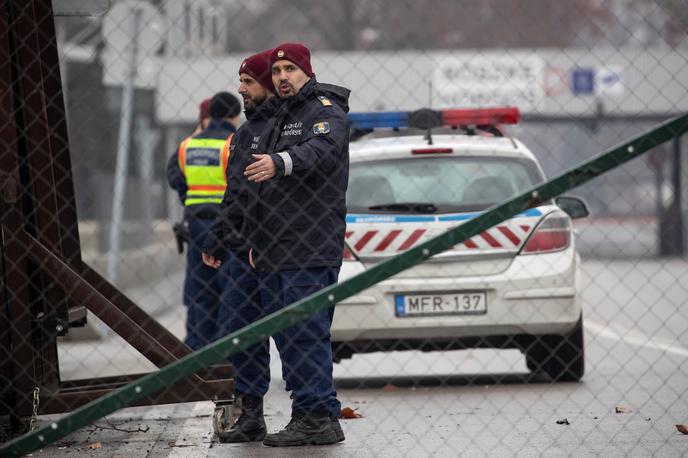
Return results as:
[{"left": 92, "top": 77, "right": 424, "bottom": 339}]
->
[{"left": 347, "top": 156, "right": 543, "bottom": 213}]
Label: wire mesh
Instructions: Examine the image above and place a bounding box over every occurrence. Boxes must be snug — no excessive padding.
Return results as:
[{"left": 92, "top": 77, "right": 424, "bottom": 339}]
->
[{"left": 2, "top": 0, "right": 688, "bottom": 456}]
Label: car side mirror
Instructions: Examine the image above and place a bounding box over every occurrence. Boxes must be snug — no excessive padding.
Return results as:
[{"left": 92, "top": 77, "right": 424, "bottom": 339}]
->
[{"left": 555, "top": 196, "right": 589, "bottom": 219}]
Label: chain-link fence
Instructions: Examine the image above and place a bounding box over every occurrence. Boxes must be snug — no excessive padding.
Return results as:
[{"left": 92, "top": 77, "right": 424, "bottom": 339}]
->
[{"left": 2, "top": 0, "right": 688, "bottom": 456}]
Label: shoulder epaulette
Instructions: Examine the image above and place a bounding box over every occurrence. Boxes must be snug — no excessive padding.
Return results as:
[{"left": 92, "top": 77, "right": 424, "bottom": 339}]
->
[{"left": 317, "top": 96, "right": 332, "bottom": 106}]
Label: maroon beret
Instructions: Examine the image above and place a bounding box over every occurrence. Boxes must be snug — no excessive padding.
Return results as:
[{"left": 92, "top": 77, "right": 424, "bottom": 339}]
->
[
  {"left": 198, "top": 97, "right": 211, "bottom": 122},
  {"left": 239, "top": 49, "right": 275, "bottom": 92},
  {"left": 270, "top": 42, "right": 313, "bottom": 77}
]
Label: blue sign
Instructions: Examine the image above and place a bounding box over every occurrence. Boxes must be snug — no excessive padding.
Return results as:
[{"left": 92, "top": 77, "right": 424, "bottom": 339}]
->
[{"left": 571, "top": 68, "right": 595, "bottom": 95}]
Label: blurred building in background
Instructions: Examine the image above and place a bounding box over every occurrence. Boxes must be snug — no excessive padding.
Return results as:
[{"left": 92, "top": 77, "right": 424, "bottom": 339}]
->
[{"left": 54, "top": 0, "right": 688, "bottom": 265}]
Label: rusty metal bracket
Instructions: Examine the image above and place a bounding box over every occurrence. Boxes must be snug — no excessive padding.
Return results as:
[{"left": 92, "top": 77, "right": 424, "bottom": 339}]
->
[{"left": 0, "top": 0, "right": 234, "bottom": 438}]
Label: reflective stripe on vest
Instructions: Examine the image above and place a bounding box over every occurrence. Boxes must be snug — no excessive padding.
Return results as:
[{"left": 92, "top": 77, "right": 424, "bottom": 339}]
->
[{"left": 178, "top": 134, "right": 233, "bottom": 206}]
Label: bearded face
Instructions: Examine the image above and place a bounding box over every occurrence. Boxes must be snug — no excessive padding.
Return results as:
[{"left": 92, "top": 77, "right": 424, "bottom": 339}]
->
[{"left": 239, "top": 74, "right": 270, "bottom": 111}]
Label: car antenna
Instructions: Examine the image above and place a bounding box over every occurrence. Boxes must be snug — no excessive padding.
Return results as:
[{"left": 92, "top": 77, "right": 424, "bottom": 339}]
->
[{"left": 426, "top": 80, "right": 434, "bottom": 145}]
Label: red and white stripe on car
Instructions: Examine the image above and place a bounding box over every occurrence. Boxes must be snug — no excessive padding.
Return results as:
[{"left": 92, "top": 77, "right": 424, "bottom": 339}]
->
[
  {"left": 343, "top": 207, "right": 558, "bottom": 260},
  {"left": 345, "top": 224, "right": 533, "bottom": 254}
]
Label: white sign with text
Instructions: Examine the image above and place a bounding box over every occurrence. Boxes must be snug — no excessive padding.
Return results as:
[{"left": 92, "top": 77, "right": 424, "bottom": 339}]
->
[{"left": 433, "top": 54, "right": 545, "bottom": 111}]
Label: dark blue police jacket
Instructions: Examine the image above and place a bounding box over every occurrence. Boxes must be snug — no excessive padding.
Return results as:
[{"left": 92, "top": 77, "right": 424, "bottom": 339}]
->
[
  {"left": 203, "top": 97, "right": 280, "bottom": 259},
  {"left": 251, "top": 77, "right": 351, "bottom": 272}
]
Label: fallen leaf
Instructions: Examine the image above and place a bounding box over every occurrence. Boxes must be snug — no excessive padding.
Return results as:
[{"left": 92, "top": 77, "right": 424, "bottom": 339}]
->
[
  {"left": 340, "top": 407, "right": 362, "bottom": 419},
  {"left": 556, "top": 418, "right": 570, "bottom": 425},
  {"left": 615, "top": 406, "right": 632, "bottom": 414},
  {"left": 88, "top": 442, "right": 102, "bottom": 449},
  {"left": 677, "top": 424, "right": 688, "bottom": 434}
]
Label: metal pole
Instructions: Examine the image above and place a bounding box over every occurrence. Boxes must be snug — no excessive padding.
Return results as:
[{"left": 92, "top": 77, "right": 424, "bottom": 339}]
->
[
  {"left": 134, "top": 115, "right": 160, "bottom": 245},
  {"left": 107, "top": 7, "right": 141, "bottom": 283},
  {"left": 165, "top": 126, "right": 183, "bottom": 222},
  {"left": 56, "top": 23, "right": 69, "bottom": 127},
  {"left": 655, "top": 157, "right": 664, "bottom": 242},
  {"left": 671, "top": 135, "right": 684, "bottom": 255}
]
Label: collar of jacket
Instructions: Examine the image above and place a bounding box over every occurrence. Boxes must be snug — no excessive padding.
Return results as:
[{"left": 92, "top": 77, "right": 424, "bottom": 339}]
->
[
  {"left": 282, "top": 77, "right": 318, "bottom": 109},
  {"left": 314, "top": 82, "right": 351, "bottom": 113},
  {"left": 205, "top": 119, "right": 237, "bottom": 132},
  {"left": 245, "top": 96, "right": 280, "bottom": 121}
]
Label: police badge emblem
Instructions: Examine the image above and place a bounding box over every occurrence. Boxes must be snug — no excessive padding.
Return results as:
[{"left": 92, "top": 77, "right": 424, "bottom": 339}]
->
[{"left": 313, "top": 122, "right": 331, "bottom": 135}]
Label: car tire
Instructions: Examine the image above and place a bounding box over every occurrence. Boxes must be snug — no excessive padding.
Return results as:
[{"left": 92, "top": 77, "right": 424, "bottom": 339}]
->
[{"left": 525, "top": 316, "right": 585, "bottom": 382}]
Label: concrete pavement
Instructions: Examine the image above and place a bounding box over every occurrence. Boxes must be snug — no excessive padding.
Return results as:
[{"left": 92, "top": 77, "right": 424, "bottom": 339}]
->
[{"left": 25, "top": 256, "right": 688, "bottom": 457}]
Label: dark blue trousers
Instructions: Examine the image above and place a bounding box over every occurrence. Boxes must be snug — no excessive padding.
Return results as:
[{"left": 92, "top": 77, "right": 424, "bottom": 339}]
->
[
  {"left": 219, "top": 262, "right": 341, "bottom": 417},
  {"left": 217, "top": 255, "right": 269, "bottom": 394},
  {"left": 183, "top": 218, "right": 226, "bottom": 350}
]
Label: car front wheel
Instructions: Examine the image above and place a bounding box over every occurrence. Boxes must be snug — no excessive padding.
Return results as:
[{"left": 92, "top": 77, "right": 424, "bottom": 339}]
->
[{"left": 525, "top": 316, "right": 585, "bottom": 382}]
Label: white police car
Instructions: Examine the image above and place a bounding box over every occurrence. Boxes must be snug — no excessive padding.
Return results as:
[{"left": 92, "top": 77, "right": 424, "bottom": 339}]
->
[{"left": 332, "top": 107, "right": 588, "bottom": 382}]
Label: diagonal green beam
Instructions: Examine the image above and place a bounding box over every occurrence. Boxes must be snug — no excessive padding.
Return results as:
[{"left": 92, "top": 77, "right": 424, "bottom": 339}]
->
[{"left": 2, "top": 113, "right": 687, "bottom": 456}]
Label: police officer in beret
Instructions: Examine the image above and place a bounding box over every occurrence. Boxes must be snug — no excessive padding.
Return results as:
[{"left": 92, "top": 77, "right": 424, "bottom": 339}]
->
[
  {"left": 201, "top": 50, "right": 280, "bottom": 444},
  {"left": 237, "top": 42, "right": 350, "bottom": 447}
]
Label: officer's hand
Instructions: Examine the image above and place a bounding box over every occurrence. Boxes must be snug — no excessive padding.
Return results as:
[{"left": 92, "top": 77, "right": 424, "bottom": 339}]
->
[
  {"left": 245, "top": 154, "right": 276, "bottom": 182},
  {"left": 202, "top": 252, "right": 221, "bottom": 269}
]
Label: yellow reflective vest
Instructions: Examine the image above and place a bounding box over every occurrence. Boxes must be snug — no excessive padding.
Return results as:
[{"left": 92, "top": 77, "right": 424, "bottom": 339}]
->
[{"left": 177, "top": 135, "right": 233, "bottom": 206}]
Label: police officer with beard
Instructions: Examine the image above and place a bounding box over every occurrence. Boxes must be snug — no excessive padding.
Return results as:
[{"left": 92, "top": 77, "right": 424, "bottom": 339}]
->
[
  {"left": 201, "top": 50, "right": 278, "bottom": 444},
  {"left": 241, "top": 42, "right": 350, "bottom": 447},
  {"left": 202, "top": 50, "right": 276, "bottom": 271}
]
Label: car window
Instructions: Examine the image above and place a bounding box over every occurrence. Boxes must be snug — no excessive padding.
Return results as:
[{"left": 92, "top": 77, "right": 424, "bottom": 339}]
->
[{"left": 347, "top": 156, "right": 542, "bottom": 213}]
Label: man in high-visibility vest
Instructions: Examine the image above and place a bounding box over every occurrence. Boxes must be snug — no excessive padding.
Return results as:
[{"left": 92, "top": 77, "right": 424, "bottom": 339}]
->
[{"left": 166, "top": 91, "right": 241, "bottom": 350}]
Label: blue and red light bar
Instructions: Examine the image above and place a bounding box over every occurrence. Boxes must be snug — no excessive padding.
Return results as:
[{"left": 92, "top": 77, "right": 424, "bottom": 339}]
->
[
  {"left": 348, "top": 107, "right": 520, "bottom": 130},
  {"left": 347, "top": 111, "right": 408, "bottom": 130},
  {"left": 442, "top": 107, "right": 520, "bottom": 126}
]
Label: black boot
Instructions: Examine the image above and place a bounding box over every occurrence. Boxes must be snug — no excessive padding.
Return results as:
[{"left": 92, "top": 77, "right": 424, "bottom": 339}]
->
[
  {"left": 217, "top": 395, "right": 267, "bottom": 443},
  {"left": 330, "top": 415, "right": 345, "bottom": 443},
  {"left": 263, "top": 412, "right": 341, "bottom": 447}
]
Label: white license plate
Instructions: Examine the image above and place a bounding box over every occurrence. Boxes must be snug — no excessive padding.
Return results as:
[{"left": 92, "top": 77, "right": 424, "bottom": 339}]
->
[{"left": 395, "top": 292, "right": 487, "bottom": 317}]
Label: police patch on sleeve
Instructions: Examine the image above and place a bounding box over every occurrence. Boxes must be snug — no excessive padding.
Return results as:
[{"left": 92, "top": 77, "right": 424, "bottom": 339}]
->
[
  {"left": 313, "top": 121, "right": 331, "bottom": 135},
  {"left": 317, "top": 96, "right": 332, "bottom": 106}
]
